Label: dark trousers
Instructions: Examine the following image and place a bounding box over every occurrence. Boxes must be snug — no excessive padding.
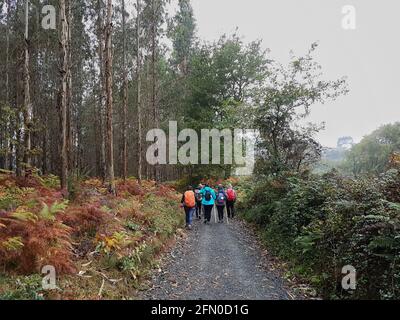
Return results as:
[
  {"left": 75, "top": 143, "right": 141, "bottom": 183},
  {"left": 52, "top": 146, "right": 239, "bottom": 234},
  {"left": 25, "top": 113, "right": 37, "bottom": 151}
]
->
[
  {"left": 227, "top": 201, "right": 235, "bottom": 218},
  {"left": 195, "top": 201, "right": 202, "bottom": 218},
  {"left": 203, "top": 205, "right": 213, "bottom": 222},
  {"left": 216, "top": 205, "right": 225, "bottom": 221}
]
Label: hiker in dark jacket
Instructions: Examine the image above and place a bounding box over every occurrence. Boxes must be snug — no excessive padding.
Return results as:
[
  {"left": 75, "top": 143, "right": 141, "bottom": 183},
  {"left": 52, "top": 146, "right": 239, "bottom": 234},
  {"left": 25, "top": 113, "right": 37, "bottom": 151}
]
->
[
  {"left": 215, "top": 185, "right": 227, "bottom": 223},
  {"left": 226, "top": 184, "right": 237, "bottom": 218},
  {"left": 194, "top": 184, "right": 203, "bottom": 220}
]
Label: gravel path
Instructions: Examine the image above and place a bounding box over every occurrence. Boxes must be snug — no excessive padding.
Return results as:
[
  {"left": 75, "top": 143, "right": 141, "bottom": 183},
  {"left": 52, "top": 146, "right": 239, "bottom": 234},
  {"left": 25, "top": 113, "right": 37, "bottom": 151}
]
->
[{"left": 140, "top": 207, "right": 297, "bottom": 300}]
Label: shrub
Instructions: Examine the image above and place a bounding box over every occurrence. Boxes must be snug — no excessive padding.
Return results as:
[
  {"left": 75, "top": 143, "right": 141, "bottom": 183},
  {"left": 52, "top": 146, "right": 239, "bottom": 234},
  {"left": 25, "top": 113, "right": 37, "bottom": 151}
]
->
[
  {"left": 116, "top": 179, "right": 144, "bottom": 196},
  {"left": 241, "top": 169, "right": 400, "bottom": 299},
  {"left": 0, "top": 274, "right": 44, "bottom": 300},
  {"left": 0, "top": 202, "right": 75, "bottom": 275},
  {"left": 59, "top": 205, "right": 109, "bottom": 238}
]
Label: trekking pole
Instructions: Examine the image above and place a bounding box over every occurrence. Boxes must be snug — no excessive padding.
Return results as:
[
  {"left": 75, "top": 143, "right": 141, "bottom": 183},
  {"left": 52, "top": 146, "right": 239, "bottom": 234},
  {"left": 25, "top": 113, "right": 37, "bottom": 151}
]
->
[
  {"left": 225, "top": 205, "right": 229, "bottom": 225},
  {"left": 213, "top": 205, "right": 217, "bottom": 224}
]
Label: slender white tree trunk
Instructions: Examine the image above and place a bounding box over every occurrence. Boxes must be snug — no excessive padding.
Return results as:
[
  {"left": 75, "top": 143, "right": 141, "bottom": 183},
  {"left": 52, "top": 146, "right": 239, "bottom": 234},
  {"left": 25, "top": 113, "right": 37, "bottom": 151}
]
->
[
  {"left": 4, "top": 0, "right": 11, "bottom": 170},
  {"left": 105, "top": 0, "right": 115, "bottom": 194},
  {"left": 136, "top": 0, "right": 143, "bottom": 183},
  {"left": 23, "top": 0, "right": 32, "bottom": 174},
  {"left": 122, "top": 0, "right": 128, "bottom": 181},
  {"left": 59, "top": 0, "right": 69, "bottom": 195}
]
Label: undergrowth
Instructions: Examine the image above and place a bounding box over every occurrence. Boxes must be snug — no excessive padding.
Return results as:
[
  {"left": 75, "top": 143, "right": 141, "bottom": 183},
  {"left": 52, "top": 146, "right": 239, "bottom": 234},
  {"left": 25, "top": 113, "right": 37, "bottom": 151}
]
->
[
  {"left": 239, "top": 169, "right": 400, "bottom": 300},
  {"left": 0, "top": 173, "right": 184, "bottom": 300}
]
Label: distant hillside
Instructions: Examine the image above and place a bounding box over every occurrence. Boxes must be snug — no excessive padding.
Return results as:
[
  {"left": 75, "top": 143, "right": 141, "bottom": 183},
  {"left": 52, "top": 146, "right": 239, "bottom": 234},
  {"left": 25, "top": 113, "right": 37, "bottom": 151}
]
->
[
  {"left": 314, "top": 137, "right": 354, "bottom": 173},
  {"left": 322, "top": 136, "right": 354, "bottom": 162}
]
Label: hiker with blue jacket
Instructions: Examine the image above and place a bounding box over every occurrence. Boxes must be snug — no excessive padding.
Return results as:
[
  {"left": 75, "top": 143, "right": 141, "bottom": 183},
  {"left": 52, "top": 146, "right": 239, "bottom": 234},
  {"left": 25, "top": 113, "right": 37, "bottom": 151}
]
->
[{"left": 200, "top": 184, "right": 216, "bottom": 224}]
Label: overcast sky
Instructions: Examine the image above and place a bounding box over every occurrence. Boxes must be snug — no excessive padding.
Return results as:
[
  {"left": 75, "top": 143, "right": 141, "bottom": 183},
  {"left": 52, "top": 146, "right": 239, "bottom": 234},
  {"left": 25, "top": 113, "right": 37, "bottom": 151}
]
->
[{"left": 190, "top": 0, "right": 400, "bottom": 147}]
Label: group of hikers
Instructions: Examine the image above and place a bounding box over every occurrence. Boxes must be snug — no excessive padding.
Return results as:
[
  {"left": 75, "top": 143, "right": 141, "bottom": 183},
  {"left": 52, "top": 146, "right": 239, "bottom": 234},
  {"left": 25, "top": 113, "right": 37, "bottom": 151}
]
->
[{"left": 180, "top": 183, "right": 237, "bottom": 229}]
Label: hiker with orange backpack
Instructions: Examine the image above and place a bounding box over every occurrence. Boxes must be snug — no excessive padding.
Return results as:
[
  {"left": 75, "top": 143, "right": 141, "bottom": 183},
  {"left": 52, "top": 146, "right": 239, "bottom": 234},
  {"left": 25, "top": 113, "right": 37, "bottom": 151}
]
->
[
  {"left": 226, "top": 184, "right": 237, "bottom": 219},
  {"left": 181, "top": 186, "right": 196, "bottom": 229}
]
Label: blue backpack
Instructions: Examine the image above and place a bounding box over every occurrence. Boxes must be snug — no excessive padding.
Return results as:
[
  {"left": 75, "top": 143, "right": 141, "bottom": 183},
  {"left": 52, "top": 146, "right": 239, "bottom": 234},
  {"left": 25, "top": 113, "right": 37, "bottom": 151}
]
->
[{"left": 216, "top": 191, "right": 225, "bottom": 206}]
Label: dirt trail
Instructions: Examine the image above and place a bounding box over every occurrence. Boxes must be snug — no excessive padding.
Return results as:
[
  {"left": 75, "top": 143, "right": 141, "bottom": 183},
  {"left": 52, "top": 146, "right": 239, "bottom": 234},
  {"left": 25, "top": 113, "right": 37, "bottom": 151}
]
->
[{"left": 141, "top": 208, "right": 298, "bottom": 300}]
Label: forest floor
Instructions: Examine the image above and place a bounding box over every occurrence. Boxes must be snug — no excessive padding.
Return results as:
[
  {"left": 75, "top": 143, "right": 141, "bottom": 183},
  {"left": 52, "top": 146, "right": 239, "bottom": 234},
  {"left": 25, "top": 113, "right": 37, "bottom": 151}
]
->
[
  {"left": 0, "top": 171, "right": 185, "bottom": 300},
  {"left": 140, "top": 209, "right": 304, "bottom": 300}
]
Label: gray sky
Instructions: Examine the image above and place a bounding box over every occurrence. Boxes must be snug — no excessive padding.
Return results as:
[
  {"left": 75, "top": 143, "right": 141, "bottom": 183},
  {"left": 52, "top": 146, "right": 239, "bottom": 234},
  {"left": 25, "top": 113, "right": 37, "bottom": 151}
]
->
[{"left": 191, "top": 0, "right": 400, "bottom": 147}]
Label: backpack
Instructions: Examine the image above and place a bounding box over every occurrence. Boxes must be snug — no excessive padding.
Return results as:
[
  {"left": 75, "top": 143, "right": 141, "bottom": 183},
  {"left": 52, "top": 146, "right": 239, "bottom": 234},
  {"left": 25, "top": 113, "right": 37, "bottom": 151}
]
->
[
  {"left": 216, "top": 191, "right": 225, "bottom": 206},
  {"left": 204, "top": 189, "right": 212, "bottom": 201},
  {"left": 227, "top": 189, "right": 236, "bottom": 201},
  {"left": 184, "top": 191, "right": 196, "bottom": 208},
  {"left": 195, "top": 189, "right": 202, "bottom": 202}
]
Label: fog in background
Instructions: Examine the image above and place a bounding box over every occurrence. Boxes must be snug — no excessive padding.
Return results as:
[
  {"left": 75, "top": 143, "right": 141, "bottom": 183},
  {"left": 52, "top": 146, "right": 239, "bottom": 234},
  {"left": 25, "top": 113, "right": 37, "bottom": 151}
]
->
[{"left": 191, "top": 0, "right": 400, "bottom": 147}]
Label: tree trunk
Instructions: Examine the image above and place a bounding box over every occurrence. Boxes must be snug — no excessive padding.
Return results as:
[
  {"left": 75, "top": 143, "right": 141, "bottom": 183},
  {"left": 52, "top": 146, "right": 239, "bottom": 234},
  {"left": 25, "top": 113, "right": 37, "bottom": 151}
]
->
[
  {"left": 42, "top": 122, "right": 48, "bottom": 174},
  {"left": 97, "top": 0, "right": 106, "bottom": 181},
  {"left": 13, "top": 60, "right": 21, "bottom": 174},
  {"left": 22, "top": 0, "right": 32, "bottom": 175},
  {"left": 5, "top": 0, "right": 10, "bottom": 106},
  {"left": 16, "top": 60, "right": 23, "bottom": 177},
  {"left": 136, "top": 0, "right": 143, "bottom": 183},
  {"left": 104, "top": 0, "right": 115, "bottom": 194},
  {"left": 151, "top": 0, "right": 160, "bottom": 183},
  {"left": 121, "top": 0, "right": 128, "bottom": 181},
  {"left": 59, "top": 0, "right": 69, "bottom": 196},
  {"left": 66, "top": 0, "right": 73, "bottom": 174},
  {"left": 3, "top": 0, "right": 11, "bottom": 170}
]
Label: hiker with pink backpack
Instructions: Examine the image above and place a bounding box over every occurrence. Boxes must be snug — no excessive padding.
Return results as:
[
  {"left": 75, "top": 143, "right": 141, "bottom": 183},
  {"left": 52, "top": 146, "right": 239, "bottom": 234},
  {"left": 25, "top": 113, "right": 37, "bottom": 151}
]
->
[{"left": 226, "top": 184, "right": 237, "bottom": 219}]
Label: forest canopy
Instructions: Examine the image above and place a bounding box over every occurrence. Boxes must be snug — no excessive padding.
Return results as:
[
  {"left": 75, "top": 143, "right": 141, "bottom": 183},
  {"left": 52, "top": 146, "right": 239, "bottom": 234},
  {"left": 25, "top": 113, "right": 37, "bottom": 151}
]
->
[{"left": 0, "top": 0, "right": 348, "bottom": 191}]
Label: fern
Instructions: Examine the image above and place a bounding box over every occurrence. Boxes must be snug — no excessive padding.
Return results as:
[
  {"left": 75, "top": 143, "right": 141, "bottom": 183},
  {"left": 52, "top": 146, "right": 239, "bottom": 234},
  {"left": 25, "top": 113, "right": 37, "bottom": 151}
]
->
[
  {"left": 39, "top": 200, "right": 69, "bottom": 221},
  {"left": 38, "top": 174, "right": 60, "bottom": 189},
  {"left": 294, "top": 233, "right": 321, "bottom": 254},
  {"left": 10, "top": 208, "right": 37, "bottom": 222},
  {"left": 1, "top": 237, "right": 24, "bottom": 252},
  {"left": 385, "top": 201, "right": 400, "bottom": 212},
  {"left": 96, "top": 231, "right": 131, "bottom": 254}
]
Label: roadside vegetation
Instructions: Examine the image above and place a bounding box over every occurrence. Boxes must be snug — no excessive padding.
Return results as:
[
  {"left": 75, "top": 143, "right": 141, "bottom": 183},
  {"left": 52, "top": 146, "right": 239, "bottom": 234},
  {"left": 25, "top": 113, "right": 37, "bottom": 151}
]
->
[
  {"left": 0, "top": 171, "right": 183, "bottom": 300},
  {"left": 238, "top": 123, "right": 400, "bottom": 300}
]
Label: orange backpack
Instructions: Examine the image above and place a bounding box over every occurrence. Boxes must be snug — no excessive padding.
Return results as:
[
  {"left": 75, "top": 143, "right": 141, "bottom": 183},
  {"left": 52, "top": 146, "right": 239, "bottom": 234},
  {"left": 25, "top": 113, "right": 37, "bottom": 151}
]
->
[{"left": 184, "top": 191, "right": 196, "bottom": 208}]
